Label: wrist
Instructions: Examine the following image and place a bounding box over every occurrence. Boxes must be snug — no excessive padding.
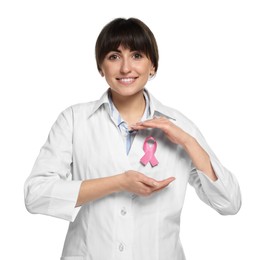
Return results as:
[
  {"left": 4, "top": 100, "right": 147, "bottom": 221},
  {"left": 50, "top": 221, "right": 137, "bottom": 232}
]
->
[{"left": 115, "top": 172, "right": 126, "bottom": 192}]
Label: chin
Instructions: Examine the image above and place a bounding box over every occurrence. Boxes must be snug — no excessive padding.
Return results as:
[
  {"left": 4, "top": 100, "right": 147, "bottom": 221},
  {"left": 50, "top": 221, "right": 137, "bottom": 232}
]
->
[{"left": 111, "top": 87, "right": 144, "bottom": 97}]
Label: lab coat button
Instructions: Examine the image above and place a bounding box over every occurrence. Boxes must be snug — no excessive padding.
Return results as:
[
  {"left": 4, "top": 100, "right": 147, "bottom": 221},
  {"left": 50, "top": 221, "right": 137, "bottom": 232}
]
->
[
  {"left": 119, "top": 243, "right": 125, "bottom": 252},
  {"left": 121, "top": 207, "right": 127, "bottom": 216},
  {"left": 131, "top": 194, "right": 137, "bottom": 199}
]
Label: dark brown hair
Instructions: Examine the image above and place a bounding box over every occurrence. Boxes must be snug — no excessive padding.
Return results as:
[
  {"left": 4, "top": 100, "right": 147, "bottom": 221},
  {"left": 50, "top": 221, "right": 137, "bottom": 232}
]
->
[{"left": 95, "top": 18, "right": 159, "bottom": 74}]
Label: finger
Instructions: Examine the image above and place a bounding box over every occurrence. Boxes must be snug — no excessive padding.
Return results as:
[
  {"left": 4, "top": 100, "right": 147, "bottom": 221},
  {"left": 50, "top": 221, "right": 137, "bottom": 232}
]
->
[
  {"left": 153, "top": 177, "right": 175, "bottom": 192},
  {"left": 138, "top": 118, "right": 163, "bottom": 126},
  {"left": 160, "top": 176, "right": 175, "bottom": 184},
  {"left": 143, "top": 177, "right": 175, "bottom": 191},
  {"left": 140, "top": 176, "right": 160, "bottom": 188},
  {"left": 157, "top": 177, "right": 176, "bottom": 188},
  {"left": 130, "top": 124, "right": 147, "bottom": 130},
  {"left": 130, "top": 120, "right": 162, "bottom": 130}
]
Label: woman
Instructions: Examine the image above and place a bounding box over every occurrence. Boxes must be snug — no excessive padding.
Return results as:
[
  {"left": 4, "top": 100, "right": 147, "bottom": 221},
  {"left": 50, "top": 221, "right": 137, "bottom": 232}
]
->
[{"left": 24, "top": 17, "right": 241, "bottom": 260}]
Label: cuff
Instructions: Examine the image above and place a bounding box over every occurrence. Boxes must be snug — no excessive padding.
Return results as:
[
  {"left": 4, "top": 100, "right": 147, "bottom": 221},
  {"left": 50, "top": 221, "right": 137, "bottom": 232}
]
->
[
  {"left": 48, "top": 180, "right": 83, "bottom": 222},
  {"left": 196, "top": 158, "right": 241, "bottom": 215},
  {"left": 196, "top": 157, "right": 228, "bottom": 197}
]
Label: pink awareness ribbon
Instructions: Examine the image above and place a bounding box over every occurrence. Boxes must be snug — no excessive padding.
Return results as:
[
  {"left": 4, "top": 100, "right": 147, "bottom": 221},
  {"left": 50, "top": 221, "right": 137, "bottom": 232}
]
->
[{"left": 140, "top": 136, "right": 159, "bottom": 167}]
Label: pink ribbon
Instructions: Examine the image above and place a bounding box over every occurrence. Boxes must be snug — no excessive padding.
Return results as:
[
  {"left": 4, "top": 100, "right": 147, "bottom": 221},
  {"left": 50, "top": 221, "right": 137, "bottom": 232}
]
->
[{"left": 140, "top": 136, "right": 159, "bottom": 167}]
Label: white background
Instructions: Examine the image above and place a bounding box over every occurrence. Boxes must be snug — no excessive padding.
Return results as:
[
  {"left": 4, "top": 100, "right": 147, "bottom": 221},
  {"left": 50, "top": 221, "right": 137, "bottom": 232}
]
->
[{"left": 0, "top": 0, "right": 259, "bottom": 259}]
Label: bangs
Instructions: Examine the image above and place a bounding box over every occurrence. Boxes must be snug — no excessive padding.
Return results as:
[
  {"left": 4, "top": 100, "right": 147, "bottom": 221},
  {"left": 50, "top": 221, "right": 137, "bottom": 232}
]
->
[
  {"left": 101, "top": 22, "right": 152, "bottom": 56},
  {"left": 95, "top": 18, "right": 158, "bottom": 73}
]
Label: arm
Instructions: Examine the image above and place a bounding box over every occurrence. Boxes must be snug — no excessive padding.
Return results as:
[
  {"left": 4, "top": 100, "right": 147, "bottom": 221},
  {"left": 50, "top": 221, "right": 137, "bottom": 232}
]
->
[
  {"left": 25, "top": 109, "right": 174, "bottom": 219},
  {"left": 182, "top": 135, "right": 217, "bottom": 181},
  {"left": 24, "top": 108, "right": 82, "bottom": 221},
  {"left": 76, "top": 170, "right": 175, "bottom": 207},
  {"left": 131, "top": 117, "right": 241, "bottom": 215},
  {"left": 132, "top": 117, "right": 217, "bottom": 181}
]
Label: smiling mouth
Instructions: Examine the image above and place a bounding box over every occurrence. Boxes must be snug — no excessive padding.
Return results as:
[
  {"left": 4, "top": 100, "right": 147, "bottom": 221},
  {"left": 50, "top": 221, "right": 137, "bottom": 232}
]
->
[{"left": 116, "top": 77, "right": 137, "bottom": 84}]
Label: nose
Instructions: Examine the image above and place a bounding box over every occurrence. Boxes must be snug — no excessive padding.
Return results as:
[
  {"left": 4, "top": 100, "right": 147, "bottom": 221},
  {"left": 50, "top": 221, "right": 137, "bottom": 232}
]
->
[{"left": 120, "top": 58, "right": 131, "bottom": 74}]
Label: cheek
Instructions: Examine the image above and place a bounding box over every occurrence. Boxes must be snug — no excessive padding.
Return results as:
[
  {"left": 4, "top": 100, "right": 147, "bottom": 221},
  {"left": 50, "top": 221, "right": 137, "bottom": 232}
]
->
[
  {"left": 101, "top": 68, "right": 112, "bottom": 78},
  {"left": 136, "top": 64, "right": 150, "bottom": 75},
  {"left": 102, "top": 64, "right": 119, "bottom": 77},
  {"left": 140, "top": 62, "right": 154, "bottom": 74},
  {"left": 142, "top": 68, "right": 153, "bottom": 78}
]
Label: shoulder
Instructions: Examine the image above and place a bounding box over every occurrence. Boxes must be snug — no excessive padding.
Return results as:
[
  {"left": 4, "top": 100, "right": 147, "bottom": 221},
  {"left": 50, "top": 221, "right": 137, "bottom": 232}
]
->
[
  {"left": 61, "top": 100, "right": 99, "bottom": 118},
  {"left": 62, "top": 90, "right": 109, "bottom": 118},
  {"left": 70, "top": 101, "right": 97, "bottom": 114},
  {"left": 163, "top": 104, "right": 198, "bottom": 134},
  {"left": 149, "top": 93, "right": 198, "bottom": 134}
]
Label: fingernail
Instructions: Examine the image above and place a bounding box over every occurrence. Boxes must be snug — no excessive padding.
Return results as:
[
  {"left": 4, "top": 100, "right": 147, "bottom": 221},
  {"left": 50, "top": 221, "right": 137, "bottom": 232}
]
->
[{"left": 152, "top": 182, "right": 159, "bottom": 187}]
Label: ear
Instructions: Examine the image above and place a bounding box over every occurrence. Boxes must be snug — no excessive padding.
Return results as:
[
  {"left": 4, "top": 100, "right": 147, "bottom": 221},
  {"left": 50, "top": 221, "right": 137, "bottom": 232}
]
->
[
  {"left": 150, "top": 66, "right": 156, "bottom": 77},
  {"left": 100, "top": 70, "right": 104, "bottom": 77}
]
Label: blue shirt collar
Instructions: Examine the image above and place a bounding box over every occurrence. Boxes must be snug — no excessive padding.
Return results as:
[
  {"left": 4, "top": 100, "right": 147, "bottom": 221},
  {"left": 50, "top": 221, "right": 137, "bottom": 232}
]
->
[
  {"left": 107, "top": 89, "right": 150, "bottom": 127},
  {"left": 87, "top": 88, "right": 176, "bottom": 121}
]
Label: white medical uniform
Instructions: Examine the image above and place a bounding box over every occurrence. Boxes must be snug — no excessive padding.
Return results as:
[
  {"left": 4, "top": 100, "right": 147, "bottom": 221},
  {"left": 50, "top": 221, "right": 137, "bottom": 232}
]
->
[{"left": 24, "top": 89, "right": 241, "bottom": 260}]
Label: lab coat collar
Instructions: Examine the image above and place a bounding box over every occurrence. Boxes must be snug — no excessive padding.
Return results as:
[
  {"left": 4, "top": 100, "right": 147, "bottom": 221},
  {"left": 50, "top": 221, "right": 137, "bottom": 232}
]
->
[
  {"left": 87, "top": 90, "right": 110, "bottom": 118},
  {"left": 87, "top": 88, "right": 176, "bottom": 121},
  {"left": 147, "top": 91, "right": 176, "bottom": 121}
]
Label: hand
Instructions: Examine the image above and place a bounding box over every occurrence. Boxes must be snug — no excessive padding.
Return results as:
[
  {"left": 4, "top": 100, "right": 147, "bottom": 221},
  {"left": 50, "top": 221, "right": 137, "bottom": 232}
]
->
[
  {"left": 118, "top": 170, "right": 175, "bottom": 196},
  {"left": 131, "top": 117, "right": 218, "bottom": 181},
  {"left": 131, "top": 116, "right": 192, "bottom": 146}
]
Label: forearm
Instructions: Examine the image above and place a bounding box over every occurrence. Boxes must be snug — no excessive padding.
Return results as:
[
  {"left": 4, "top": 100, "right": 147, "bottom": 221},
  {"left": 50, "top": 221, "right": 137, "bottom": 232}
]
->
[
  {"left": 132, "top": 118, "right": 218, "bottom": 181},
  {"left": 76, "top": 171, "right": 175, "bottom": 207},
  {"left": 76, "top": 174, "right": 122, "bottom": 207},
  {"left": 183, "top": 136, "right": 218, "bottom": 181}
]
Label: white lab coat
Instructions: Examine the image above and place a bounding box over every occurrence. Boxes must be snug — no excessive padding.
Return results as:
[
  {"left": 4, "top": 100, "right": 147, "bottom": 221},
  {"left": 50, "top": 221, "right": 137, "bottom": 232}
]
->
[{"left": 24, "top": 89, "right": 241, "bottom": 260}]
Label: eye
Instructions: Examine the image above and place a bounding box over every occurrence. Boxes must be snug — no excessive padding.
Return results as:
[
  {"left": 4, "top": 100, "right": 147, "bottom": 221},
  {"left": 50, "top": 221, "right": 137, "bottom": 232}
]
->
[
  {"left": 107, "top": 53, "right": 120, "bottom": 60},
  {"left": 132, "top": 52, "right": 143, "bottom": 59}
]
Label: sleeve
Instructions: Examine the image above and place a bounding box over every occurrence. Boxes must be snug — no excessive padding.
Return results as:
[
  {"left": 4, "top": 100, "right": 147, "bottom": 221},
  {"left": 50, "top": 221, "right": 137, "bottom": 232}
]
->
[
  {"left": 24, "top": 107, "right": 82, "bottom": 222},
  {"left": 188, "top": 126, "right": 242, "bottom": 215}
]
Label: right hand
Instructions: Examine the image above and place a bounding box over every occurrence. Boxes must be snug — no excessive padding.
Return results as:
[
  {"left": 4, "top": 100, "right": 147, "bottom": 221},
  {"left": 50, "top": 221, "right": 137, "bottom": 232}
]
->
[{"left": 118, "top": 170, "right": 175, "bottom": 196}]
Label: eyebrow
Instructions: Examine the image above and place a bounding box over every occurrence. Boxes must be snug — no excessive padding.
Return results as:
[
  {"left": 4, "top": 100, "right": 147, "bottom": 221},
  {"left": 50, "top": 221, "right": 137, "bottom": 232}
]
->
[
  {"left": 108, "top": 49, "right": 122, "bottom": 53},
  {"left": 108, "top": 49, "right": 142, "bottom": 54}
]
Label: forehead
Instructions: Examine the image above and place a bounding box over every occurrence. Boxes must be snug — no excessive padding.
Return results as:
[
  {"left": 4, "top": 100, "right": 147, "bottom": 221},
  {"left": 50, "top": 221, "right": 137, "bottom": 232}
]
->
[
  {"left": 108, "top": 45, "right": 143, "bottom": 53},
  {"left": 100, "top": 27, "right": 151, "bottom": 55},
  {"left": 104, "top": 38, "right": 147, "bottom": 52}
]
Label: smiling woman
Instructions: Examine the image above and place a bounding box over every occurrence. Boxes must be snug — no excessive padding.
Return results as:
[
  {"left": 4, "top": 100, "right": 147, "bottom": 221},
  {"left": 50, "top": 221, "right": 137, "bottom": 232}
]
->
[
  {"left": 95, "top": 17, "right": 159, "bottom": 74},
  {"left": 100, "top": 46, "right": 155, "bottom": 100},
  {"left": 24, "top": 17, "right": 241, "bottom": 260}
]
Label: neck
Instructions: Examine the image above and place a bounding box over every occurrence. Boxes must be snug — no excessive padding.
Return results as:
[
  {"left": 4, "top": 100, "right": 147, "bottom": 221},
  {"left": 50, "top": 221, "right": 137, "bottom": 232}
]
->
[{"left": 110, "top": 90, "right": 146, "bottom": 125}]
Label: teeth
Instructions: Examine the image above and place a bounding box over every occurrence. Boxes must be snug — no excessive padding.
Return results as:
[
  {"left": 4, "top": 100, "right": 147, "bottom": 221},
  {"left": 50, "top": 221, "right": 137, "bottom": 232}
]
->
[{"left": 119, "top": 78, "right": 135, "bottom": 83}]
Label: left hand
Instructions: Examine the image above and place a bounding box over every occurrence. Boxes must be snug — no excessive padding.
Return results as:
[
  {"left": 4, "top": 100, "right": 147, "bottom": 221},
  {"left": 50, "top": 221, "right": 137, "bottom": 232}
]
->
[
  {"left": 131, "top": 117, "right": 218, "bottom": 181},
  {"left": 131, "top": 116, "right": 192, "bottom": 146}
]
